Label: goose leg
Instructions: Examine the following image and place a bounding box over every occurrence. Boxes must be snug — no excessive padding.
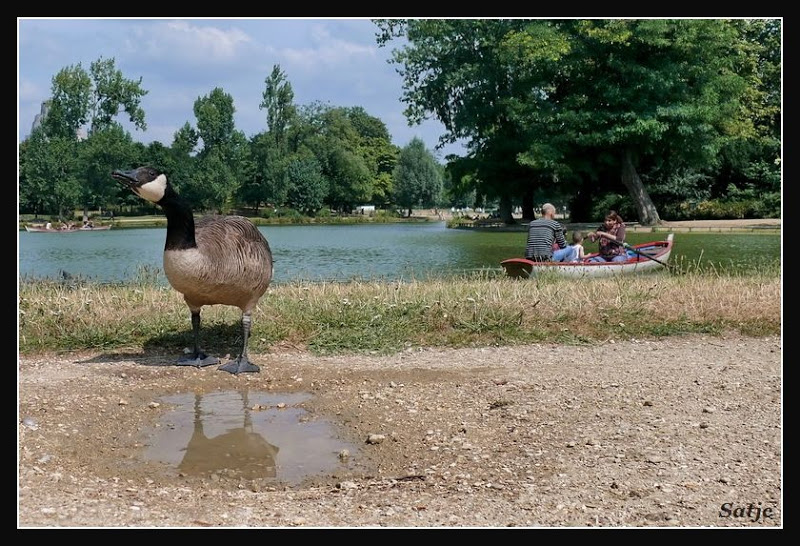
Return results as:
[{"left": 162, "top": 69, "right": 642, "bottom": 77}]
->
[
  {"left": 177, "top": 310, "right": 220, "bottom": 367},
  {"left": 218, "top": 313, "right": 260, "bottom": 374}
]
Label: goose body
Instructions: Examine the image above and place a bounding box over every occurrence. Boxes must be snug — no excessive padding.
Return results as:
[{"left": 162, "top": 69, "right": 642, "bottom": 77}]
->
[
  {"left": 164, "top": 215, "right": 272, "bottom": 311},
  {"left": 112, "top": 166, "right": 273, "bottom": 374}
]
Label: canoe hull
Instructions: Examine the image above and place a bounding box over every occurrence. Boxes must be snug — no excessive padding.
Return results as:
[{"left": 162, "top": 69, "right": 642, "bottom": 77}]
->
[{"left": 501, "top": 234, "right": 674, "bottom": 279}]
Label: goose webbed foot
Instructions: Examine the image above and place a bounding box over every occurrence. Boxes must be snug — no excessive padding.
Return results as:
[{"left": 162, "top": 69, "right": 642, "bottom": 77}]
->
[
  {"left": 176, "top": 353, "right": 220, "bottom": 367},
  {"left": 218, "top": 357, "right": 260, "bottom": 375}
]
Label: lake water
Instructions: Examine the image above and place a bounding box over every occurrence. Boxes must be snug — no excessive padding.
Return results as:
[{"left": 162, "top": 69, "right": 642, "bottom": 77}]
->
[{"left": 18, "top": 222, "right": 781, "bottom": 284}]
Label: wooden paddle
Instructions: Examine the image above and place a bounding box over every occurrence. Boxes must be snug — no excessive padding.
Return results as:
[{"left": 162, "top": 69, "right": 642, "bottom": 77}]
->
[{"left": 615, "top": 239, "right": 671, "bottom": 267}]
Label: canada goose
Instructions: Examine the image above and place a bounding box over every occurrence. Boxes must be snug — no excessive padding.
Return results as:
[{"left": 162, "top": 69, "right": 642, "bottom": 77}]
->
[{"left": 111, "top": 166, "right": 273, "bottom": 375}]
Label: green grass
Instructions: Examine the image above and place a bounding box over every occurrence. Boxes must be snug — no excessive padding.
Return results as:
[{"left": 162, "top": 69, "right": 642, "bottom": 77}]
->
[
  {"left": 19, "top": 210, "right": 435, "bottom": 230},
  {"left": 18, "top": 266, "right": 781, "bottom": 357}
]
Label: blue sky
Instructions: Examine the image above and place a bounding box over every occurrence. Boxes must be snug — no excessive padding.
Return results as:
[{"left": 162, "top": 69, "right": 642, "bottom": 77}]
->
[{"left": 17, "top": 18, "right": 467, "bottom": 160}]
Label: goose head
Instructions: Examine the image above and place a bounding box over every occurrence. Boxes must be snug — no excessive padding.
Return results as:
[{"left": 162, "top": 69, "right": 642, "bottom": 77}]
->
[{"left": 112, "top": 166, "right": 169, "bottom": 204}]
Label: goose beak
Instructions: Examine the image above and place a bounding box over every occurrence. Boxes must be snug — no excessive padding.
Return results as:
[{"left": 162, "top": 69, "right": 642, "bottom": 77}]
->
[{"left": 111, "top": 169, "right": 141, "bottom": 189}]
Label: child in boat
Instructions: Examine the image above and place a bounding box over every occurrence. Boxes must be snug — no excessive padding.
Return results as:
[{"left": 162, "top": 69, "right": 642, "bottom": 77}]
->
[{"left": 569, "top": 231, "right": 586, "bottom": 262}]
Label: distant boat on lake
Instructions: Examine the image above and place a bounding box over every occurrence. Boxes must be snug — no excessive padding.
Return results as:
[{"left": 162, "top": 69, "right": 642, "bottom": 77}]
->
[{"left": 25, "top": 224, "right": 112, "bottom": 233}]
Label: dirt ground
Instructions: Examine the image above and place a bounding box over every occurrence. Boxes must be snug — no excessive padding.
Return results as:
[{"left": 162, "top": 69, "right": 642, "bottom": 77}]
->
[{"left": 18, "top": 333, "right": 782, "bottom": 529}]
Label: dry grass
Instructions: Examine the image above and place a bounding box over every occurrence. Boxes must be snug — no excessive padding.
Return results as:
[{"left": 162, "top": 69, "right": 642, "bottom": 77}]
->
[{"left": 18, "top": 266, "right": 781, "bottom": 357}]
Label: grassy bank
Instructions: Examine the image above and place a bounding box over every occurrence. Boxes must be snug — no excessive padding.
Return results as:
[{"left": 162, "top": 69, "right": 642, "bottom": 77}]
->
[
  {"left": 18, "top": 267, "right": 781, "bottom": 357},
  {"left": 19, "top": 210, "right": 436, "bottom": 230}
]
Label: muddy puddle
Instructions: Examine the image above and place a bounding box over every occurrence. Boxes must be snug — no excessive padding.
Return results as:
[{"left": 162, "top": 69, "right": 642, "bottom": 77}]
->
[{"left": 142, "top": 390, "right": 359, "bottom": 485}]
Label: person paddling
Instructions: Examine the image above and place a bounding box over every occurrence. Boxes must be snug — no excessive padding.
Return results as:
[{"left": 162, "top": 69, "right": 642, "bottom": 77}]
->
[{"left": 587, "top": 211, "right": 628, "bottom": 262}]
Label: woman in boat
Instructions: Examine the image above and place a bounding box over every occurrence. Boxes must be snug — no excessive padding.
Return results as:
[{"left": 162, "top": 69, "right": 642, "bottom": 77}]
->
[{"left": 586, "top": 211, "right": 627, "bottom": 262}]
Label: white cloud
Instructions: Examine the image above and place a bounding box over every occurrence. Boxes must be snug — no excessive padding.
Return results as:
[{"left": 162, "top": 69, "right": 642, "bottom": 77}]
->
[
  {"left": 276, "top": 22, "right": 377, "bottom": 71},
  {"left": 130, "top": 20, "right": 254, "bottom": 66}
]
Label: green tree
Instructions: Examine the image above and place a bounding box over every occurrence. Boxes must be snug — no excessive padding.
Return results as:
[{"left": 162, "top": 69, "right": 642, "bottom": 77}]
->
[
  {"left": 161, "top": 123, "right": 201, "bottom": 206},
  {"left": 194, "top": 87, "right": 236, "bottom": 151},
  {"left": 375, "top": 19, "right": 545, "bottom": 223},
  {"left": 191, "top": 87, "right": 250, "bottom": 212},
  {"left": 325, "top": 146, "right": 372, "bottom": 213},
  {"left": 18, "top": 139, "right": 34, "bottom": 215},
  {"left": 88, "top": 56, "right": 148, "bottom": 134},
  {"left": 245, "top": 66, "right": 298, "bottom": 212},
  {"left": 392, "top": 137, "right": 443, "bottom": 217},
  {"left": 42, "top": 64, "right": 92, "bottom": 139},
  {"left": 345, "top": 106, "right": 399, "bottom": 205},
  {"left": 172, "top": 122, "right": 200, "bottom": 158},
  {"left": 193, "top": 149, "right": 238, "bottom": 212},
  {"left": 29, "top": 57, "right": 148, "bottom": 219},
  {"left": 79, "top": 124, "right": 136, "bottom": 220},
  {"left": 710, "top": 19, "right": 781, "bottom": 203},
  {"left": 247, "top": 132, "right": 291, "bottom": 210},
  {"left": 376, "top": 19, "right": 767, "bottom": 225},
  {"left": 191, "top": 132, "right": 251, "bottom": 214},
  {"left": 42, "top": 57, "right": 147, "bottom": 140},
  {"left": 21, "top": 129, "right": 81, "bottom": 219},
  {"left": 285, "top": 155, "right": 328, "bottom": 215},
  {"left": 528, "top": 20, "right": 758, "bottom": 224},
  {"left": 260, "top": 64, "right": 297, "bottom": 149},
  {"left": 291, "top": 102, "right": 392, "bottom": 212}
]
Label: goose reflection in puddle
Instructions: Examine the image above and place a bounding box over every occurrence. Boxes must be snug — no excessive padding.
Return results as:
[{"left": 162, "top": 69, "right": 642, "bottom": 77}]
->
[
  {"left": 178, "top": 392, "right": 279, "bottom": 479},
  {"left": 143, "top": 390, "right": 357, "bottom": 484}
]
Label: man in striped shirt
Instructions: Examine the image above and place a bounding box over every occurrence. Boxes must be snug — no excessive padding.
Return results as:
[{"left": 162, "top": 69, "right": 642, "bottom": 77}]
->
[{"left": 524, "top": 203, "right": 568, "bottom": 262}]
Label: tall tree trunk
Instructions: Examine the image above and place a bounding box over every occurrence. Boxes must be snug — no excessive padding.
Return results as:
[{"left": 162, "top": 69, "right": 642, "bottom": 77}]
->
[
  {"left": 621, "top": 148, "right": 661, "bottom": 226},
  {"left": 521, "top": 190, "right": 535, "bottom": 222},
  {"left": 569, "top": 183, "right": 593, "bottom": 223},
  {"left": 499, "top": 194, "right": 515, "bottom": 224}
]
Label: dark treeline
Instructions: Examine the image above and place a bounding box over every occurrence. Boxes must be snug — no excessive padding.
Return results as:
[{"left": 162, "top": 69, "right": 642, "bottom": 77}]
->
[{"left": 19, "top": 19, "right": 780, "bottom": 225}]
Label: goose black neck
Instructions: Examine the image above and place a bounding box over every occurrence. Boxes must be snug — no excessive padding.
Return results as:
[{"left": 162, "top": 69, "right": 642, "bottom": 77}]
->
[{"left": 159, "top": 187, "right": 197, "bottom": 251}]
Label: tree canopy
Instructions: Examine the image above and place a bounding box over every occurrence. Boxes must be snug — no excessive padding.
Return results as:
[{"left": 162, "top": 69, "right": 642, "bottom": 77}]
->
[
  {"left": 392, "top": 137, "right": 443, "bottom": 217},
  {"left": 375, "top": 18, "right": 781, "bottom": 225},
  {"left": 20, "top": 25, "right": 780, "bottom": 224}
]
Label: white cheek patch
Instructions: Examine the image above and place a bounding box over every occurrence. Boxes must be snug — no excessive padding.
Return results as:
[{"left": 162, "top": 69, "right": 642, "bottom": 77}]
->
[{"left": 136, "top": 174, "right": 168, "bottom": 203}]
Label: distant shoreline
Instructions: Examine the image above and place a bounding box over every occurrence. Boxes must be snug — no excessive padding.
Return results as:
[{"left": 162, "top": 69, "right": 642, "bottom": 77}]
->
[
  {"left": 448, "top": 216, "right": 781, "bottom": 233},
  {"left": 19, "top": 214, "right": 781, "bottom": 233}
]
